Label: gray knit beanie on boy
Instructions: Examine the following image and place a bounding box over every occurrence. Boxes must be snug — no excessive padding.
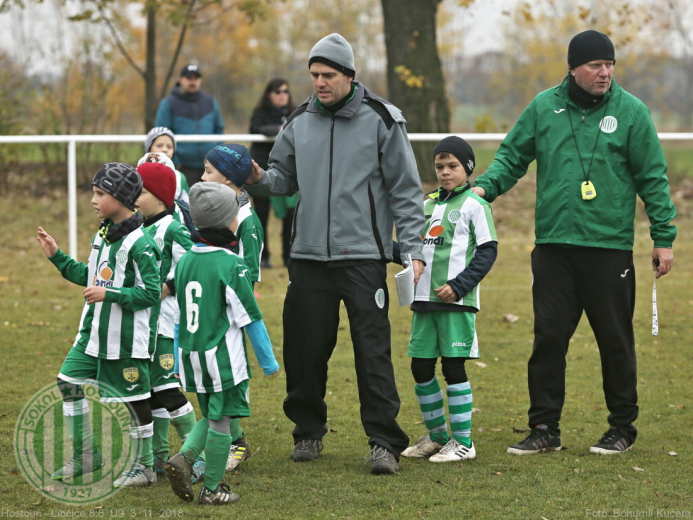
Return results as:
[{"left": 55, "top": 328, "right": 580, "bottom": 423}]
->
[
  {"left": 309, "top": 33, "right": 355, "bottom": 77},
  {"left": 144, "top": 127, "right": 176, "bottom": 154},
  {"left": 92, "top": 162, "right": 142, "bottom": 211},
  {"left": 189, "top": 182, "right": 239, "bottom": 230}
]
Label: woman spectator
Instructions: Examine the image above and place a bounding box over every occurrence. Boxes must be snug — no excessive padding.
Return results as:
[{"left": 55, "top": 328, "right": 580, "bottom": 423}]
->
[{"left": 249, "top": 78, "right": 297, "bottom": 268}]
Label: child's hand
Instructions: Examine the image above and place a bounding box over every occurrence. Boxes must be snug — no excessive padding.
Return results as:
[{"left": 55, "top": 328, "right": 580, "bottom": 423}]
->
[
  {"left": 434, "top": 284, "right": 458, "bottom": 304},
  {"left": 37, "top": 227, "right": 59, "bottom": 257},
  {"left": 83, "top": 286, "right": 107, "bottom": 304}
]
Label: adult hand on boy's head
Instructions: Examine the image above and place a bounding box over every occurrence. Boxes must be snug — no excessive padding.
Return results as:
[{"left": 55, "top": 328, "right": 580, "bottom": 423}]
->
[
  {"left": 83, "top": 286, "right": 107, "bottom": 305},
  {"left": 245, "top": 160, "right": 263, "bottom": 186},
  {"left": 36, "top": 227, "right": 59, "bottom": 257}
]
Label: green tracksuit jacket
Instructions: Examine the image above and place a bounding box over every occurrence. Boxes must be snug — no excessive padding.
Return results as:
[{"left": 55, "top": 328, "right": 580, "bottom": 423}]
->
[{"left": 474, "top": 78, "right": 677, "bottom": 250}]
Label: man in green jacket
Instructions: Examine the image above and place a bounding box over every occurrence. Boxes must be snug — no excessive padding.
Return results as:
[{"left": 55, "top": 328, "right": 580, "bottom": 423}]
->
[{"left": 472, "top": 30, "right": 677, "bottom": 455}]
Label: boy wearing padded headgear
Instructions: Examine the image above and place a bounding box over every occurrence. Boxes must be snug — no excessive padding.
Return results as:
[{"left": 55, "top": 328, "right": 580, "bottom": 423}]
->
[
  {"left": 37, "top": 162, "right": 162, "bottom": 487},
  {"left": 401, "top": 137, "right": 498, "bottom": 463},
  {"left": 165, "top": 182, "right": 278, "bottom": 506},
  {"left": 144, "top": 127, "right": 190, "bottom": 203},
  {"left": 202, "top": 143, "right": 265, "bottom": 470},
  {"left": 135, "top": 162, "right": 204, "bottom": 481}
]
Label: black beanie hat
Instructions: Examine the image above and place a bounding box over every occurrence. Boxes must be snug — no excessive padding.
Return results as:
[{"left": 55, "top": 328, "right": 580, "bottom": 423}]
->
[
  {"left": 92, "top": 163, "right": 142, "bottom": 211},
  {"left": 433, "top": 136, "right": 476, "bottom": 176},
  {"left": 568, "top": 30, "right": 615, "bottom": 69}
]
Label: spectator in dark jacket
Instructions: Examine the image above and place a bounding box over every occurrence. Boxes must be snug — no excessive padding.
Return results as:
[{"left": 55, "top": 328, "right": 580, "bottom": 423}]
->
[
  {"left": 155, "top": 63, "right": 224, "bottom": 186},
  {"left": 249, "top": 78, "right": 297, "bottom": 268}
]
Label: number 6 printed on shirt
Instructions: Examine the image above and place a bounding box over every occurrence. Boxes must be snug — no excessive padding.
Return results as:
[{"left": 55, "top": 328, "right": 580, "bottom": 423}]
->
[{"left": 185, "top": 281, "right": 202, "bottom": 333}]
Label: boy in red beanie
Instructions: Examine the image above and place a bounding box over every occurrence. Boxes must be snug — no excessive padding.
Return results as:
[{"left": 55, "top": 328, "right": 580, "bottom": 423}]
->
[{"left": 135, "top": 162, "right": 204, "bottom": 482}]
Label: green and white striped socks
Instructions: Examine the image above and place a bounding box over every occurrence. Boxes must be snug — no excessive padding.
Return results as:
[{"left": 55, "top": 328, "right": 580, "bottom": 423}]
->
[
  {"left": 414, "top": 377, "right": 450, "bottom": 445},
  {"left": 447, "top": 382, "right": 473, "bottom": 448}
]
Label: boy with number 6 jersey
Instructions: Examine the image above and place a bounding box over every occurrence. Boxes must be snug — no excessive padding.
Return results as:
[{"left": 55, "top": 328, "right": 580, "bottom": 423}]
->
[
  {"left": 135, "top": 162, "right": 202, "bottom": 480},
  {"left": 165, "top": 183, "right": 278, "bottom": 506},
  {"left": 38, "top": 163, "right": 162, "bottom": 487},
  {"left": 401, "top": 137, "right": 498, "bottom": 463}
]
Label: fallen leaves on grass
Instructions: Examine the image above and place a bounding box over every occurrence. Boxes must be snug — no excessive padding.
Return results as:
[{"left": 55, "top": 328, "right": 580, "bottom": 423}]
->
[
  {"left": 490, "top": 428, "right": 503, "bottom": 432},
  {"left": 632, "top": 467, "right": 645, "bottom": 472},
  {"left": 668, "top": 451, "right": 677, "bottom": 456},
  {"left": 0, "top": 276, "right": 9, "bottom": 282},
  {"left": 512, "top": 427, "right": 529, "bottom": 433},
  {"left": 477, "top": 427, "right": 485, "bottom": 432},
  {"left": 502, "top": 314, "right": 519, "bottom": 323},
  {"left": 472, "top": 407, "right": 481, "bottom": 413},
  {"left": 328, "top": 428, "right": 338, "bottom": 433},
  {"left": 593, "top": 405, "right": 602, "bottom": 411},
  {"left": 475, "top": 362, "right": 488, "bottom": 368},
  {"left": 654, "top": 491, "right": 662, "bottom": 498},
  {"left": 492, "top": 472, "right": 501, "bottom": 476}
]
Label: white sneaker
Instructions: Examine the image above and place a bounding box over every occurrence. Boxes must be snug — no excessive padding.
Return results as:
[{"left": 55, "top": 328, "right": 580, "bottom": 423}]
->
[
  {"left": 401, "top": 436, "right": 444, "bottom": 458},
  {"left": 114, "top": 463, "right": 157, "bottom": 487},
  {"left": 429, "top": 439, "right": 476, "bottom": 463},
  {"left": 225, "top": 439, "right": 250, "bottom": 472}
]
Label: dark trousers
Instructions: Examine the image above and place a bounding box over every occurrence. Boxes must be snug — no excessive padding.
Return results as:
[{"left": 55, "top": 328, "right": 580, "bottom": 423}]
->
[
  {"left": 252, "top": 195, "right": 271, "bottom": 261},
  {"left": 528, "top": 245, "right": 638, "bottom": 441},
  {"left": 179, "top": 164, "right": 204, "bottom": 187},
  {"left": 281, "top": 208, "right": 295, "bottom": 266},
  {"left": 282, "top": 260, "right": 409, "bottom": 457}
]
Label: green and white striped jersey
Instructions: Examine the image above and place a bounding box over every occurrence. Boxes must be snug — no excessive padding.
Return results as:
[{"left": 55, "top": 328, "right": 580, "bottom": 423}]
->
[
  {"left": 414, "top": 188, "right": 497, "bottom": 310},
  {"left": 174, "top": 244, "right": 263, "bottom": 393},
  {"left": 236, "top": 202, "right": 264, "bottom": 283},
  {"left": 174, "top": 169, "right": 190, "bottom": 204},
  {"left": 49, "top": 227, "right": 162, "bottom": 360},
  {"left": 144, "top": 214, "right": 193, "bottom": 338}
]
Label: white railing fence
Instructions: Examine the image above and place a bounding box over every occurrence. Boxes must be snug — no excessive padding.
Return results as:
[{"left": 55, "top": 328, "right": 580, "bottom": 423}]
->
[{"left": 2, "top": 132, "right": 692, "bottom": 260}]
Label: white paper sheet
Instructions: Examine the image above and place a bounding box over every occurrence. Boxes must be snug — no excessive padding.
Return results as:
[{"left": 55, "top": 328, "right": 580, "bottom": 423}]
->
[{"left": 395, "top": 255, "right": 415, "bottom": 307}]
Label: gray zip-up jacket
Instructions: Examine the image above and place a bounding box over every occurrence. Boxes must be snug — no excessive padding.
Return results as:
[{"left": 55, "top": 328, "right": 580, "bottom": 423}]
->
[{"left": 246, "top": 82, "right": 425, "bottom": 263}]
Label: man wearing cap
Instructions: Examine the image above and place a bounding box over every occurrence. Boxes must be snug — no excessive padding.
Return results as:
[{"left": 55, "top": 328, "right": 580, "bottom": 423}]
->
[
  {"left": 155, "top": 64, "right": 225, "bottom": 186},
  {"left": 245, "top": 33, "right": 425, "bottom": 474},
  {"left": 472, "top": 30, "right": 677, "bottom": 455}
]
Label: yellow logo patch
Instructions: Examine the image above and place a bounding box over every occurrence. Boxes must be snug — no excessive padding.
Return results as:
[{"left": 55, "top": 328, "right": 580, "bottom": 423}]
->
[
  {"left": 159, "top": 354, "right": 174, "bottom": 370},
  {"left": 123, "top": 367, "right": 139, "bottom": 382}
]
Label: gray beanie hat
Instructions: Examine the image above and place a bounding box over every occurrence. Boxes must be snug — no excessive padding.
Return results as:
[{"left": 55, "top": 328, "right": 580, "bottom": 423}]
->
[
  {"left": 144, "top": 127, "right": 176, "bottom": 154},
  {"left": 92, "top": 162, "right": 142, "bottom": 211},
  {"left": 189, "top": 182, "right": 239, "bottom": 230},
  {"left": 309, "top": 33, "right": 355, "bottom": 77}
]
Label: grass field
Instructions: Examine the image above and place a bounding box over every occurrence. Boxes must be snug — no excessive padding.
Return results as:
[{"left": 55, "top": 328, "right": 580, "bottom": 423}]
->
[{"left": 0, "top": 175, "right": 691, "bottom": 519}]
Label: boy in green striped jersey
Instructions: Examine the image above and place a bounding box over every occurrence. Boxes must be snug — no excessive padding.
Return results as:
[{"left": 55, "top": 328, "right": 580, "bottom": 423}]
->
[
  {"left": 201, "top": 143, "right": 265, "bottom": 471},
  {"left": 135, "top": 163, "right": 203, "bottom": 480},
  {"left": 401, "top": 137, "right": 498, "bottom": 463},
  {"left": 143, "top": 127, "right": 190, "bottom": 204},
  {"left": 165, "top": 183, "right": 278, "bottom": 505},
  {"left": 37, "top": 163, "right": 162, "bottom": 487}
]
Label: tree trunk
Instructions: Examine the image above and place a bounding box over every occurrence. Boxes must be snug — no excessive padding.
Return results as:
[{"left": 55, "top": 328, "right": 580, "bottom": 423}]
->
[
  {"left": 144, "top": 5, "right": 157, "bottom": 131},
  {"left": 381, "top": 0, "right": 450, "bottom": 183}
]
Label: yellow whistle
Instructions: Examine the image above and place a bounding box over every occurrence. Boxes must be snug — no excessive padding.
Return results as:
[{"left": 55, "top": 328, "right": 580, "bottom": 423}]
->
[{"left": 581, "top": 181, "right": 597, "bottom": 200}]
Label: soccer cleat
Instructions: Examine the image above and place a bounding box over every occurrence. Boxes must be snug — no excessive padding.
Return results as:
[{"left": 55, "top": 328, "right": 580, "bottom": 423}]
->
[
  {"left": 191, "top": 457, "right": 206, "bottom": 484},
  {"left": 290, "top": 439, "right": 323, "bottom": 462},
  {"left": 225, "top": 438, "right": 250, "bottom": 472},
  {"left": 401, "top": 436, "right": 444, "bottom": 458},
  {"left": 429, "top": 439, "right": 476, "bottom": 463},
  {"left": 198, "top": 483, "right": 240, "bottom": 505},
  {"left": 152, "top": 455, "right": 167, "bottom": 475},
  {"left": 113, "top": 463, "right": 157, "bottom": 487},
  {"left": 164, "top": 453, "right": 194, "bottom": 502},
  {"left": 507, "top": 425, "right": 562, "bottom": 455},
  {"left": 367, "top": 445, "right": 399, "bottom": 475},
  {"left": 51, "top": 451, "right": 105, "bottom": 480},
  {"left": 589, "top": 427, "right": 633, "bottom": 455}
]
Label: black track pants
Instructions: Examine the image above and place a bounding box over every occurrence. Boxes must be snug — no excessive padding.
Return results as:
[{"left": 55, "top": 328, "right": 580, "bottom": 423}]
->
[
  {"left": 528, "top": 245, "right": 638, "bottom": 441},
  {"left": 282, "top": 260, "right": 409, "bottom": 457}
]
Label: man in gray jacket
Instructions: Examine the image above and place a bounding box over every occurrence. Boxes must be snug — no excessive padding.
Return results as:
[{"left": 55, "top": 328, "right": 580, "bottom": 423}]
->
[{"left": 246, "top": 33, "right": 425, "bottom": 474}]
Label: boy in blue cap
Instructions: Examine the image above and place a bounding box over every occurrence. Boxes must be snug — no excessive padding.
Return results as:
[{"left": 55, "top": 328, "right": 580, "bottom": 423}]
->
[{"left": 201, "top": 143, "right": 265, "bottom": 471}]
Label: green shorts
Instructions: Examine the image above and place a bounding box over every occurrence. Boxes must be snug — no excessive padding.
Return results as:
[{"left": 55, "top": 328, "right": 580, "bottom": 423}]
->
[
  {"left": 196, "top": 380, "right": 250, "bottom": 421},
  {"left": 58, "top": 347, "right": 151, "bottom": 402},
  {"left": 408, "top": 311, "right": 479, "bottom": 359},
  {"left": 150, "top": 336, "right": 179, "bottom": 392}
]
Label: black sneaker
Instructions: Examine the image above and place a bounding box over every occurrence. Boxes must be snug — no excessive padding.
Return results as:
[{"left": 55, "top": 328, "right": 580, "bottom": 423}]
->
[
  {"left": 507, "top": 425, "right": 562, "bottom": 455},
  {"left": 367, "top": 445, "right": 399, "bottom": 475},
  {"left": 291, "top": 439, "right": 323, "bottom": 462},
  {"left": 590, "top": 427, "right": 633, "bottom": 454},
  {"left": 164, "top": 453, "right": 194, "bottom": 502},
  {"left": 198, "top": 483, "right": 240, "bottom": 505}
]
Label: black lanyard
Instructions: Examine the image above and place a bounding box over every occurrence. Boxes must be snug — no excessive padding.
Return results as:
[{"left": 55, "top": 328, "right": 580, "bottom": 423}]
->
[{"left": 566, "top": 98, "right": 611, "bottom": 184}]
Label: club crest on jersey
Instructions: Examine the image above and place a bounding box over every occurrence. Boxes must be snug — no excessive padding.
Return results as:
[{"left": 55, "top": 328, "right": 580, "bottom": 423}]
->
[
  {"left": 447, "top": 209, "right": 462, "bottom": 224},
  {"left": 116, "top": 250, "right": 128, "bottom": 264},
  {"left": 159, "top": 354, "right": 174, "bottom": 370},
  {"left": 93, "top": 260, "right": 114, "bottom": 287},
  {"left": 123, "top": 367, "right": 139, "bottom": 382},
  {"left": 155, "top": 237, "right": 165, "bottom": 250},
  {"left": 424, "top": 218, "right": 445, "bottom": 246}
]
